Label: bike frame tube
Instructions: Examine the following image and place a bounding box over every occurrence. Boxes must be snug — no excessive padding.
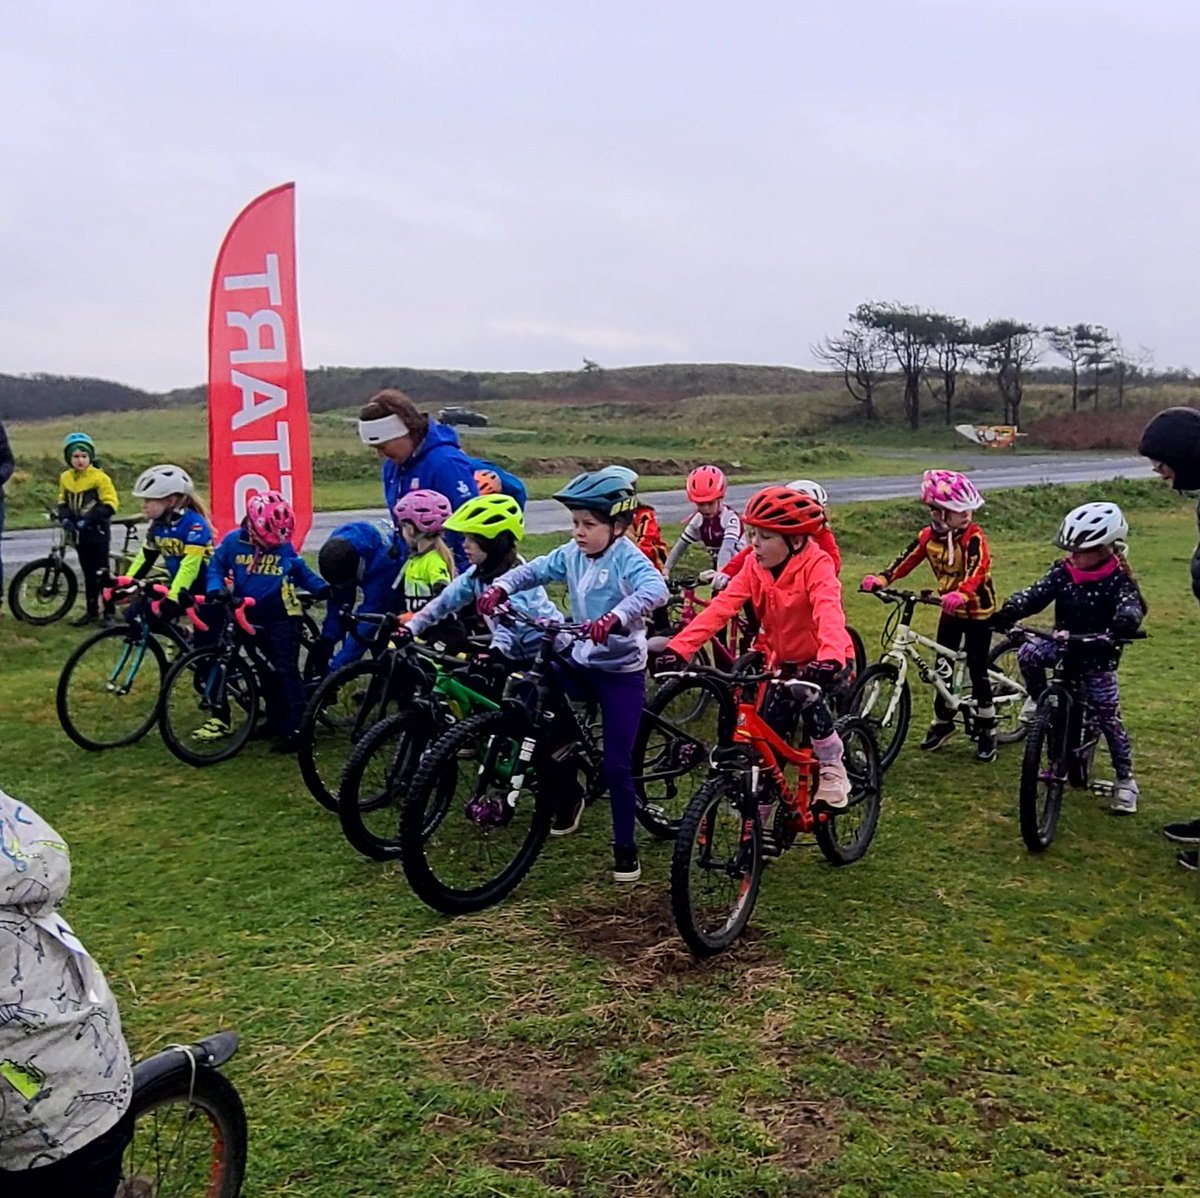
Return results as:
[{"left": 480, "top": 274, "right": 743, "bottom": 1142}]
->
[{"left": 732, "top": 699, "right": 819, "bottom": 830}]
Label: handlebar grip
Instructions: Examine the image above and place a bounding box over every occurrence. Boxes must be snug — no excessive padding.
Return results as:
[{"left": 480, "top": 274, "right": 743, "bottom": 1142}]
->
[
  {"left": 186, "top": 606, "right": 209, "bottom": 633},
  {"left": 232, "top": 596, "right": 256, "bottom": 635}
]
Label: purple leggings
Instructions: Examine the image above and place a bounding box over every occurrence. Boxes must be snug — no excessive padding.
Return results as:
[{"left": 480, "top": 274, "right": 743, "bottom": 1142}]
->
[
  {"left": 550, "top": 661, "right": 646, "bottom": 848},
  {"left": 1018, "top": 640, "right": 1133, "bottom": 779}
]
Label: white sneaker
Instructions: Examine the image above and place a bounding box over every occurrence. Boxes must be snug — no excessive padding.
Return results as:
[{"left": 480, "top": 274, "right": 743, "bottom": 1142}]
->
[
  {"left": 813, "top": 761, "right": 851, "bottom": 811},
  {"left": 1019, "top": 697, "right": 1038, "bottom": 724},
  {"left": 1110, "top": 778, "right": 1139, "bottom": 815}
]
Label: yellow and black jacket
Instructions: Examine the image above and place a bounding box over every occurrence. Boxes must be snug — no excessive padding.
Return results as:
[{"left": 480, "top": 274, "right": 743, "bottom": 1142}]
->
[
  {"left": 881, "top": 522, "right": 996, "bottom": 619},
  {"left": 57, "top": 466, "right": 118, "bottom": 542}
]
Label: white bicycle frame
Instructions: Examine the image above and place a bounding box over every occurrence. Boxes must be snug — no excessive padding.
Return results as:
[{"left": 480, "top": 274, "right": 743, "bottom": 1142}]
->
[{"left": 872, "top": 599, "right": 1024, "bottom": 726}]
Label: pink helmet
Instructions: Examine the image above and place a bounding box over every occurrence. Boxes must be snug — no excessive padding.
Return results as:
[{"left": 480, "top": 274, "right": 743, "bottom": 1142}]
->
[
  {"left": 920, "top": 469, "right": 984, "bottom": 512},
  {"left": 686, "top": 464, "right": 727, "bottom": 503},
  {"left": 245, "top": 490, "right": 296, "bottom": 547},
  {"left": 392, "top": 488, "right": 453, "bottom": 534}
]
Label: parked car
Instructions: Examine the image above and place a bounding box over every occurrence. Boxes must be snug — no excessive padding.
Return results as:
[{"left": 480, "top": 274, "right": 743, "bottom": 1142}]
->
[{"left": 438, "top": 406, "right": 489, "bottom": 427}]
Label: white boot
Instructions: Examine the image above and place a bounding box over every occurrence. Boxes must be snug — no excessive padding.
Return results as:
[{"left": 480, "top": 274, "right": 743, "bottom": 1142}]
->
[
  {"left": 1019, "top": 697, "right": 1038, "bottom": 724},
  {"left": 1110, "top": 777, "right": 1139, "bottom": 815},
  {"left": 811, "top": 733, "right": 851, "bottom": 811}
]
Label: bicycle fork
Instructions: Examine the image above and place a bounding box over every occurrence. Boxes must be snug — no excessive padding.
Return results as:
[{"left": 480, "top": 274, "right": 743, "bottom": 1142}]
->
[{"left": 106, "top": 636, "right": 148, "bottom": 696}]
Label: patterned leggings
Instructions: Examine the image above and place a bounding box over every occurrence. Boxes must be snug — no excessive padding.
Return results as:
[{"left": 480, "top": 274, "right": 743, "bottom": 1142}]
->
[{"left": 1017, "top": 641, "right": 1133, "bottom": 780}]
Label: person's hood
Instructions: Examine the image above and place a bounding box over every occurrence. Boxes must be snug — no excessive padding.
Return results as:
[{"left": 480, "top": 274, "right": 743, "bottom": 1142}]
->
[
  {"left": 329, "top": 520, "right": 394, "bottom": 561},
  {"left": 1, "top": 789, "right": 70, "bottom": 915},
  {"left": 1138, "top": 406, "right": 1200, "bottom": 490},
  {"left": 411, "top": 418, "right": 463, "bottom": 465}
]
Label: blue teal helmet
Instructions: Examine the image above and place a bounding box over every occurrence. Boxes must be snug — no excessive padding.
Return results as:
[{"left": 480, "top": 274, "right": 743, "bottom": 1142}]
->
[
  {"left": 553, "top": 469, "right": 638, "bottom": 518},
  {"left": 595, "top": 465, "right": 638, "bottom": 488},
  {"left": 63, "top": 431, "right": 96, "bottom": 465}
]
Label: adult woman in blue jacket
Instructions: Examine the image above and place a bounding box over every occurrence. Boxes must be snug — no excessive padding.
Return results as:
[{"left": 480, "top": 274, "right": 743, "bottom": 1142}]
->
[
  {"left": 478, "top": 469, "right": 670, "bottom": 883},
  {"left": 357, "top": 390, "right": 478, "bottom": 572}
]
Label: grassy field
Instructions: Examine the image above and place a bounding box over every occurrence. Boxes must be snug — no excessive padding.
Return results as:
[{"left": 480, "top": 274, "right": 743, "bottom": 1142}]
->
[
  {"left": 3, "top": 480, "right": 1198, "bottom": 1196},
  {"left": 1, "top": 395, "right": 1060, "bottom": 529}
]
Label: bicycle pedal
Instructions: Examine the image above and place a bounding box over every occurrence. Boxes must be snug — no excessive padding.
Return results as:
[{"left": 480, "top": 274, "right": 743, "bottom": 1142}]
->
[{"left": 1090, "top": 780, "right": 1115, "bottom": 797}]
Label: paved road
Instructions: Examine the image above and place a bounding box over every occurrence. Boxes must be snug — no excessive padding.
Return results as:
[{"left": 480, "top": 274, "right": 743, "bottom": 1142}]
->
[{"left": 1, "top": 453, "right": 1153, "bottom": 568}]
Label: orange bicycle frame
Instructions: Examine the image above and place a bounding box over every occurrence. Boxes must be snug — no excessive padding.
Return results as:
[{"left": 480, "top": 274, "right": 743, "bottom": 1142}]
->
[{"left": 732, "top": 697, "right": 823, "bottom": 833}]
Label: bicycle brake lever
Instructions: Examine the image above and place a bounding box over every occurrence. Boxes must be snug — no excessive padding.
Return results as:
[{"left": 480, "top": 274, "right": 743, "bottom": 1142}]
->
[{"left": 232, "top": 597, "right": 257, "bottom": 635}]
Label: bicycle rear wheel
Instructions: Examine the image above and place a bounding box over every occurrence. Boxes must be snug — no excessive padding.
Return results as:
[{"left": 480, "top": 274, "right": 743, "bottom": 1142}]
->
[
  {"left": 814, "top": 716, "right": 883, "bottom": 865},
  {"left": 298, "top": 660, "right": 393, "bottom": 813},
  {"left": 122, "top": 1065, "right": 247, "bottom": 1197},
  {"left": 9, "top": 556, "right": 77, "bottom": 624},
  {"left": 339, "top": 707, "right": 442, "bottom": 860},
  {"left": 634, "top": 673, "right": 732, "bottom": 839},
  {"left": 1019, "top": 698, "right": 1067, "bottom": 852},
  {"left": 399, "top": 709, "right": 551, "bottom": 915},
  {"left": 160, "top": 648, "right": 259, "bottom": 766},
  {"left": 670, "top": 775, "right": 763, "bottom": 957},
  {"left": 56, "top": 626, "right": 168, "bottom": 750},
  {"left": 847, "top": 663, "right": 911, "bottom": 771}
]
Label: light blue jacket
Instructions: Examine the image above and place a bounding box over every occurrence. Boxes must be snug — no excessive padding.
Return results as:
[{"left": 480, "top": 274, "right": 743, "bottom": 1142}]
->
[
  {"left": 406, "top": 561, "right": 563, "bottom": 662},
  {"left": 497, "top": 536, "right": 669, "bottom": 672}
]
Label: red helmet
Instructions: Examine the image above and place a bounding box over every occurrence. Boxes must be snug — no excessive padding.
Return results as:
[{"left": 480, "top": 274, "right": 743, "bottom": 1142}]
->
[
  {"left": 743, "top": 486, "right": 825, "bottom": 536},
  {"left": 245, "top": 490, "right": 295, "bottom": 548},
  {"left": 474, "top": 469, "right": 502, "bottom": 496},
  {"left": 686, "top": 464, "right": 726, "bottom": 503}
]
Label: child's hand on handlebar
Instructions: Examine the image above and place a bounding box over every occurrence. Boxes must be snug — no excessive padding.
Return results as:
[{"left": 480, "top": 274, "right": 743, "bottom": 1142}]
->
[
  {"left": 477, "top": 586, "right": 508, "bottom": 617},
  {"left": 860, "top": 575, "right": 885, "bottom": 592},
  {"left": 650, "top": 647, "right": 687, "bottom": 676},
  {"left": 940, "top": 591, "right": 967, "bottom": 615},
  {"left": 584, "top": 612, "right": 621, "bottom": 645}
]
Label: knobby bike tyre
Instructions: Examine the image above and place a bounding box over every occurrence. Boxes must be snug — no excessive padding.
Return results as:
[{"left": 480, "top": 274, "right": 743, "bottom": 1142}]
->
[
  {"left": 56, "top": 626, "right": 168, "bottom": 750},
  {"left": 123, "top": 1064, "right": 247, "bottom": 1198},
  {"left": 8, "top": 556, "right": 78, "bottom": 625},
  {"left": 847, "top": 663, "right": 911, "bottom": 772},
  {"left": 814, "top": 715, "right": 883, "bottom": 866},
  {"left": 1019, "top": 698, "right": 1067, "bottom": 852},
  {"left": 298, "top": 659, "right": 390, "bottom": 813},
  {"left": 671, "top": 774, "right": 763, "bottom": 957},
  {"left": 159, "top": 648, "right": 259, "bottom": 767},
  {"left": 399, "top": 709, "right": 551, "bottom": 915},
  {"left": 988, "top": 634, "right": 1029, "bottom": 746},
  {"left": 338, "top": 707, "right": 442, "bottom": 861},
  {"left": 634, "top": 672, "right": 734, "bottom": 840},
  {"left": 847, "top": 624, "right": 868, "bottom": 678}
]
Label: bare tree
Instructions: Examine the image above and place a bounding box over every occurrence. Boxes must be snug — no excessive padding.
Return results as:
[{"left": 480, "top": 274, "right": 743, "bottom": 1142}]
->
[
  {"left": 975, "top": 319, "right": 1042, "bottom": 426},
  {"left": 854, "top": 302, "right": 936, "bottom": 429},
  {"left": 1075, "top": 325, "right": 1113, "bottom": 411},
  {"left": 1109, "top": 339, "right": 1154, "bottom": 409},
  {"left": 922, "top": 315, "right": 973, "bottom": 426},
  {"left": 1045, "top": 324, "right": 1090, "bottom": 411},
  {"left": 812, "top": 327, "right": 888, "bottom": 421}
]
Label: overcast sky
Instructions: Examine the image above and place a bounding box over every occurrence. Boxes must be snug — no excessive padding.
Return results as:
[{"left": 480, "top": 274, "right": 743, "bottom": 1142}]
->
[{"left": 2, "top": 0, "right": 1197, "bottom": 391}]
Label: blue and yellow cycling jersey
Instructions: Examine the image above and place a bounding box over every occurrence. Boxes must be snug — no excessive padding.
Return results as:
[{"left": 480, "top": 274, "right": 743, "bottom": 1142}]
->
[
  {"left": 128, "top": 507, "right": 214, "bottom": 600},
  {"left": 207, "top": 526, "right": 326, "bottom": 621}
]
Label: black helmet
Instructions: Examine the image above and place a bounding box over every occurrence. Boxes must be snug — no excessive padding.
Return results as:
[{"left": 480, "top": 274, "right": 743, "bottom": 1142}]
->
[
  {"left": 1138, "top": 406, "right": 1200, "bottom": 491},
  {"left": 318, "top": 537, "right": 360, "bottom": 588}
]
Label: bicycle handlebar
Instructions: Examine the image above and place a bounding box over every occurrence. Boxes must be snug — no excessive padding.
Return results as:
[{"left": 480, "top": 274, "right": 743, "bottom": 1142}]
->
[
  {"left": 1012, "top": 624, "right": 1147, "bottom": 646},
  {"left": 196, "top": 592, "right": 257, "bottom": 635},
  {"left": 492, "top": 604, "right": 590, "bottom": 638},
  {"left": 862, "top": 586, "right": 942, "bottom": 607}
]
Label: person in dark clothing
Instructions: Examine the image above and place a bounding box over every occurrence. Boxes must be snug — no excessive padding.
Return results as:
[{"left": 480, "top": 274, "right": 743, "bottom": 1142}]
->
[
  {"left": 57, "top": 432, "right": 118, "bottom": 626},
  {"left": 0, "top": 418, "right": 13, "bottom": 613},
  {"left": 1138, "top": 406, "right": 1200, "bottom": 863}
]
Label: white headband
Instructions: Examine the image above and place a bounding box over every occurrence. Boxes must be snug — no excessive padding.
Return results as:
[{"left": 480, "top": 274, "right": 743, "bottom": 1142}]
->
[{"left": 358, "top": 414, "right": 410, "bottom": 445}]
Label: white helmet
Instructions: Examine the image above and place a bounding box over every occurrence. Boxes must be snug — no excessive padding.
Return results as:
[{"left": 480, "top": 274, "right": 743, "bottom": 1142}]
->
[
  {"left": 1055, "top": 502, "right": 1128, "bottom": 551},
  {"left": 787, "top": 478, "right": 829, "bottom": 507},
  {"left": 132, "top": 464, "right": 195, "bottom": 500}
]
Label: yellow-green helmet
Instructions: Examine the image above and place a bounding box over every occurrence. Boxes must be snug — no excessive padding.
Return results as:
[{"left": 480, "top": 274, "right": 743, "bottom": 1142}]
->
[{"left": 445, "top": 494, "right": 525, "bottom": 541}]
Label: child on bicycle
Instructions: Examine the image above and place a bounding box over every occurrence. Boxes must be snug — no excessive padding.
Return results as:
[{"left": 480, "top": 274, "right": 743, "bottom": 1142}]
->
[
  {"left": 663, "top": 464, "right": 745, "bottom": 575},
  {"left": 120, "top": 464, "right": 214, "bottom": 624},
  {"left": 861, "top": 469, "right": 1000, "bottom": 762},
  {"left": 57, "top": 431, "right": 119, "bottom": 627},
  {"left": 392, "top": 490, "right": 456, "bottom": 613},
  {"left": 0, "top": 787, "right": 134, "bottom": 1194},
  {"left": 204, "top": 490, "right": 327, "bottom": 752},
  {"left": 397, "top": 494, "right": 564, "bottom": 664},
  {"left": 991, "top": 502, "right": 1146, "bottom": 814},
  {"left": 714, "top": 478, "right": 841, "bottom": 588},
  {"left": 477, "top": 469, "right": 670, "bottom": 883},
  {"left": 656, "top": 485, "right": 855, "bottom": 813}
]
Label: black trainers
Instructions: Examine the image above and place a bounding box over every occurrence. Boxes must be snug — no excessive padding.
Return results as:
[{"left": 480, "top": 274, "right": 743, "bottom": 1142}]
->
[
  {"left": 919, "top": 721, "right": 955, "bottom": 752},
  {"left": 612, "top": 843, "right": 641, "bottom": 883},
  {"left": 550, "top": 791, "right": 585, "bottom": 837},
  {"left": 1163, "top": 819, "right": 1200, "bottom": 845},
  {"left": 974, "top": 723, "right": 997, "bottom": 763},
  {"left": 1176, "top": 850, "right": 1198, "bottom": 872}
]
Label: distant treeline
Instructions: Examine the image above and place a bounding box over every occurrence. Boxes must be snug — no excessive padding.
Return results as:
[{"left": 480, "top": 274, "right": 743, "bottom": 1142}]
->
[{"left": 0, "top": 362, "right": 833, "bottom": 422}]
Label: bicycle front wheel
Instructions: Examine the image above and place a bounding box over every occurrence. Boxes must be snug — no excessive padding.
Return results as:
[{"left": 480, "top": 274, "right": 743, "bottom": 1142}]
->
[
  {"left": 399, "top": 710, "right": 551, "bottom": 915},
  {"left": 56, "top": 626, "right": 167, "bottom": 750},
  {"left": 814, "top": 716, "right": 883, "bottom": 865},
  {"left": 670, "top": 774, "right": 763, "bottom": 957},
  {"left": 160, "top": 648, "right": 259, "bottom": 766},
  {"left": 988, "top": 634, "right": 1029, "bottom": 745},
  {"left": 299, "top": 660, "right": 393, "bottom": 813},
  {"left": 9, "top": 556, "right": 77, "bottom": 624},
  {"left": 123, "top": 1064, "right": 247, "bottom": 1198},
  {"left": 634, "top": 673, "right": 732, "bottom": 839},
  {"left": 847, "top": 663, "right": 911, "bottom": 771},
  {"left": 339, "top": 707, "right": 441, "bottom": 860},
  {"left": 1019, "top": 698, "right": 1067, "bottom": 852}
]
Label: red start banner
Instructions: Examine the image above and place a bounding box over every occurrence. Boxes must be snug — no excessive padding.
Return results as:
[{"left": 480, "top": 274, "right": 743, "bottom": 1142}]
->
[{"left": 207, "top": 182, "right": 312, "bottom": 547}]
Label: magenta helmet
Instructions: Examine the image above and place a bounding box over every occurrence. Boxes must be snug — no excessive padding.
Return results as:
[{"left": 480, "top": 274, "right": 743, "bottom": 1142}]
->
[
  {"left": 920, "top": 469, "right": 984, "bottom": 512},
  {"left": 245, "top": 490, "right": 296, "bottom": 547},
  {"left": 392, "top": 488, "right": 453, "bottom": 535}
]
